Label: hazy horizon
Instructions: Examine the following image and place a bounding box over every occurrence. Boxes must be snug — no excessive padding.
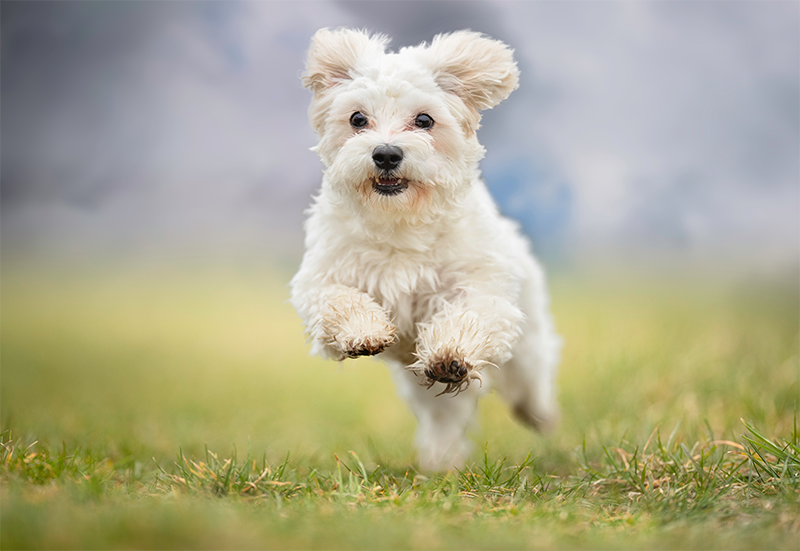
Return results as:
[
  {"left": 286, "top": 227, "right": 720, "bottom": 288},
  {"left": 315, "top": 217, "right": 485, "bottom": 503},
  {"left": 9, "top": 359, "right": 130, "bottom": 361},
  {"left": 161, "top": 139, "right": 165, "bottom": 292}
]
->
[{"left": 3, "top": 1, "right": 798, "bottom": 274}]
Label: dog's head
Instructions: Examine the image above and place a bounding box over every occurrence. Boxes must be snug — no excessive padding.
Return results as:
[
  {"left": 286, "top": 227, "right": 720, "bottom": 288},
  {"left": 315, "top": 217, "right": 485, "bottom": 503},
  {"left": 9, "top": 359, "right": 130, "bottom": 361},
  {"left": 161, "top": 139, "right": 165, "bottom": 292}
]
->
[{"left": 303, "top": 29, "right": 519, "bottom": 219}]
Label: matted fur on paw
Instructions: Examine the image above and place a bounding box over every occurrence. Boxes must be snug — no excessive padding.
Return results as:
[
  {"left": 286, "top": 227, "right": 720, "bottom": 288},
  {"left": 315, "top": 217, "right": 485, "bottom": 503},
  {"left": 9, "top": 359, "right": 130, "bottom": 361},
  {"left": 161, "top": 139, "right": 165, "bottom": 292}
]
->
[
  {"left": 335, "top": 326, "right": 397, "bottom": 359},
  {"left": 422, "top": 353, "right": 482, "bottom": 396}
]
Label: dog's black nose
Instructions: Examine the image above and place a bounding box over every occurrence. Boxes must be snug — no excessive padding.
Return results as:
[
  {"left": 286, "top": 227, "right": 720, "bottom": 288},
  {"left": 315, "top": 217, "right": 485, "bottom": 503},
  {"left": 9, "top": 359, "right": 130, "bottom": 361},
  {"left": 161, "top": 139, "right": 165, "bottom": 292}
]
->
[{"left": 372, "top": 145, "right": 403, "bottom": 171}]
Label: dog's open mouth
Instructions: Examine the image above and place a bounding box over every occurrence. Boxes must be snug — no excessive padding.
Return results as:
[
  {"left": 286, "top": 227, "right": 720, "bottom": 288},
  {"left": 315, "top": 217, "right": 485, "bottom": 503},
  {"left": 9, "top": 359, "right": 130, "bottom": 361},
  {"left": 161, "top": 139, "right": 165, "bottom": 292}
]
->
[{"left": 373, "top": 178, "right": 409, "bottom": 196}]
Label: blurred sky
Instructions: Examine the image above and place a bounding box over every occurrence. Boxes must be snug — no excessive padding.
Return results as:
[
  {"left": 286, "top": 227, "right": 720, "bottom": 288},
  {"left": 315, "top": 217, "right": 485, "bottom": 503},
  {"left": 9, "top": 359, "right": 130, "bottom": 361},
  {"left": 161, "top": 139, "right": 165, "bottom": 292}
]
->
[{"left": 2, "top": 0, "right": 798, "bottom": 271}]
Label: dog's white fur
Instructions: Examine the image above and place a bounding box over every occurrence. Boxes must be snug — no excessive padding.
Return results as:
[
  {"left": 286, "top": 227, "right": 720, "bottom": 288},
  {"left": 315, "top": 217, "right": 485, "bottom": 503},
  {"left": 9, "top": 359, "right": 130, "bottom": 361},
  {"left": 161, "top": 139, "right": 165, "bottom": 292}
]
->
[{"left": 290, "top": 28, "right": 561, "bottom": 471}]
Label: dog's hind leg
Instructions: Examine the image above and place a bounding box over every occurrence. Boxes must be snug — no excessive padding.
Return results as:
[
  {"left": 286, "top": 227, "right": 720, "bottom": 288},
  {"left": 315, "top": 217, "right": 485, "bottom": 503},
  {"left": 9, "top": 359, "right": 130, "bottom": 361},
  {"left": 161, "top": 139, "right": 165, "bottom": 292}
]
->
[
  {"left": 496, "top": 326, "right": 560, "bottom": 431},
  {"left": 390, "top": 365, "right": 483, "bottom": 471},
  {"left": 495, "top": 262, "right": 561, "bottom": 431}
]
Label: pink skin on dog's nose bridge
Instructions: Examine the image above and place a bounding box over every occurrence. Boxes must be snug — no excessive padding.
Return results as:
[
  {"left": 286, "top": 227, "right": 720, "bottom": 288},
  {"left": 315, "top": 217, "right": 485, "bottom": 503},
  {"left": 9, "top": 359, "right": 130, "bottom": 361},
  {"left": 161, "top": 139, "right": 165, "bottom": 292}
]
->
[
  {"left": 377, "top": 130, "right": 400, "bottom": 143},
  {"left": 372, "top": 117, "right": 407, "bottom": 143}
]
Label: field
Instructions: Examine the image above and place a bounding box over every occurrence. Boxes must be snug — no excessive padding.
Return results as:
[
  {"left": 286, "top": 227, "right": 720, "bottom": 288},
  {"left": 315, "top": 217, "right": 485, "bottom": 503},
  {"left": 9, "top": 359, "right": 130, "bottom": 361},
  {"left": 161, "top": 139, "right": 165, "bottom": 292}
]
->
[{"left": 1, "top": 259, "right": 798, "bottom": 549}]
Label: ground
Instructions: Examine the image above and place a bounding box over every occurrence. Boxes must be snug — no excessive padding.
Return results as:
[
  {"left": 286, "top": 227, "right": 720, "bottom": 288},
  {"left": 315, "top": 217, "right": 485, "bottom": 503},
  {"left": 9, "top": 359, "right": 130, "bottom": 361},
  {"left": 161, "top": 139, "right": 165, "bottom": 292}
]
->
[{"left": 1, "top": 259, "right": 798, "bottom": 549}]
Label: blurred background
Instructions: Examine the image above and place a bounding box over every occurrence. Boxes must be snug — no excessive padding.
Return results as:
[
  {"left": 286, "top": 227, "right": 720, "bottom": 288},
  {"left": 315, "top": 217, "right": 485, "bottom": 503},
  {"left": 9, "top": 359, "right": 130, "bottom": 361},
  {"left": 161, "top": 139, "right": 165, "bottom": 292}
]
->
[
  {"left": 3, "top": 0, "right": 798, "bottom": 270},
  {"left": 1, "top": 1, "right": 798, "bottom": 471}
]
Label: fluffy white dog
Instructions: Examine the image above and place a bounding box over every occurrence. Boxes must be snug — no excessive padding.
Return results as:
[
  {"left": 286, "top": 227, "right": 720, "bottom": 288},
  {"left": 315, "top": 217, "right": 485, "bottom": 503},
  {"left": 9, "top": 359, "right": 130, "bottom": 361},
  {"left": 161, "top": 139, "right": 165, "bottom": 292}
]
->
[{"left": 290, "top": 28, "right": 561, "bottom": 471}]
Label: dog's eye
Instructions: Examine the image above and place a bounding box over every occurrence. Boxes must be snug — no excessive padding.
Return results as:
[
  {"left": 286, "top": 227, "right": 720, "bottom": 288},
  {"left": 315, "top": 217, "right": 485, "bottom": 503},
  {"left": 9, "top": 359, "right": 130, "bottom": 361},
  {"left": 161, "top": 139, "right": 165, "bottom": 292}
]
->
[
  {"left": 350, "top": 112, "right": 368, "bottom": 129},
  {"left": 414, "top": 114, "right": 434, "bottom": 129}
]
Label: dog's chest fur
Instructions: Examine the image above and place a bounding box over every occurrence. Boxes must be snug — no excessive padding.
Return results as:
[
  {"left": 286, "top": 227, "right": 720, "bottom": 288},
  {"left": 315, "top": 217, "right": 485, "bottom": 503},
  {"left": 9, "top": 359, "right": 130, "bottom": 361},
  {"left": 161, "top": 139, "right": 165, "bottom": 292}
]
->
[{"left": 333, "top": 239, "right": 449, "bottom": 338}]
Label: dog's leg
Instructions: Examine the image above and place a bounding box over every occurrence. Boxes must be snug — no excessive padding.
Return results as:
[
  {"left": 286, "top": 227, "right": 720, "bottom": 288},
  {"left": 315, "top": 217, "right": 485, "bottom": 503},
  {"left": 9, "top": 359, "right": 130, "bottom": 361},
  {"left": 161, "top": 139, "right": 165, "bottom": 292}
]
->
[
  {"left": 495, "top": 327, "right": 560, "bottom": 431},
  {"left": 494, "top": 260, "right": 561, "bottom": 431},
  {"left": 305, "top": 284, "right": 397, "bottom": 360},
  {"left": 413, "top": 294, "right": 524, "bottom": 394},
  {"left": 391, "top": 365, "right": 481, "bottom": 471}
]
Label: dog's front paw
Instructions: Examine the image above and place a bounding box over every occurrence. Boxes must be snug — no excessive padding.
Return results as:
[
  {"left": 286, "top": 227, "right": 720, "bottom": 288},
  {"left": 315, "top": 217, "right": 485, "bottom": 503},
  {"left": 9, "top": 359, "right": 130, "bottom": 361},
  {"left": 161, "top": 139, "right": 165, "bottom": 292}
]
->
[
  {"left": 339, "top": 326, "right": 397, "bottom": 359},
  {"left": 425, "top": 356, "right": 468, "bottom": 384},
  {"left": 315, "top": 286, "right": 398, "bottom": 360},
  {"left": 421, "top": 351, "right": 480, "bottom": 396}
]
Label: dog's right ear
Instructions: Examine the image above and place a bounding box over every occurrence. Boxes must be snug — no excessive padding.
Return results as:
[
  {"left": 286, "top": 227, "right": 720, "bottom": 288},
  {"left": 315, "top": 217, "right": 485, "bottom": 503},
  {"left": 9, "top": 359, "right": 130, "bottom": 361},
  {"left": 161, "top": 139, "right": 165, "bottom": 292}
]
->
[{"left": 303, "top": 28, "right": 389, "bottom": 96}]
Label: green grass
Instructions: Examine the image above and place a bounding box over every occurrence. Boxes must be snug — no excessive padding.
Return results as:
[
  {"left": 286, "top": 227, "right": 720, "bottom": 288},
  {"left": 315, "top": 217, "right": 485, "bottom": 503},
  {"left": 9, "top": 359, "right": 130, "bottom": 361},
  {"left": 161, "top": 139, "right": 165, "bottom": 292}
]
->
[{"left": 1, "top": 260, "right": 798, "bottom": 549}]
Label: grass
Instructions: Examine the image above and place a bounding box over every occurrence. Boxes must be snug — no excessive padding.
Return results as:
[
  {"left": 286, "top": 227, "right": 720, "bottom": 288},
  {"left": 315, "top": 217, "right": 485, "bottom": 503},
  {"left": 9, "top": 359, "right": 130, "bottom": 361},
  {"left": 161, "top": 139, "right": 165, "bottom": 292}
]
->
[{"left": 1, "top": 259, "right": 798, "bottom": 549}]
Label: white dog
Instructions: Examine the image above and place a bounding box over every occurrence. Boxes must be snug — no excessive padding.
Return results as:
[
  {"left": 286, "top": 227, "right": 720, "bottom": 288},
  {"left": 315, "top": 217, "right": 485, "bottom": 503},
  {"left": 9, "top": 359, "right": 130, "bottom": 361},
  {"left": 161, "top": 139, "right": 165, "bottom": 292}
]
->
[{"left": 290, "top": 28, "right": 561, "bottom": 471}]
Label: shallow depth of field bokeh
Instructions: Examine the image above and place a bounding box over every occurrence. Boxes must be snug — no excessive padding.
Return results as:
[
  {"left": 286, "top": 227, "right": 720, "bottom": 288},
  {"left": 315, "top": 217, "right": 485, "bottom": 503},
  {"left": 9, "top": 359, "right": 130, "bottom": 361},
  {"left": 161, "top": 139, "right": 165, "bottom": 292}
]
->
[
  {"left": 2, "top": 261, "right": 798, "bottom": 548},
  {"left": 2, "top": 262, "right": 797, "bottom": 462},
  {"left": 2, "top": 1, "right": 799, "bottom": 549}
]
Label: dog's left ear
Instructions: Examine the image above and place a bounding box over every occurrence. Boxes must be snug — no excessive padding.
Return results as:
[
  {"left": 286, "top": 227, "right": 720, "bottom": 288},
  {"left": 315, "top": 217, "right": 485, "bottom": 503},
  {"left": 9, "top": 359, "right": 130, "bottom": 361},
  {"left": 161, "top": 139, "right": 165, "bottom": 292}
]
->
[{"left": 421, "top": 31, "right": 519, "bottom": 113}]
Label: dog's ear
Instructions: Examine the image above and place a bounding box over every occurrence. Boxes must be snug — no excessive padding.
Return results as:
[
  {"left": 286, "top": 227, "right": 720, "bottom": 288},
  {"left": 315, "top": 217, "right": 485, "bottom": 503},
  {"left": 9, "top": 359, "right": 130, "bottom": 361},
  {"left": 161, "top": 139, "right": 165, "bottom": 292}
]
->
[
  {"left": 303, "top": 28, "right": 390, "bottom": 96},
  {"left": 422, "top": 31, "right": 519, "bottom": 113}
]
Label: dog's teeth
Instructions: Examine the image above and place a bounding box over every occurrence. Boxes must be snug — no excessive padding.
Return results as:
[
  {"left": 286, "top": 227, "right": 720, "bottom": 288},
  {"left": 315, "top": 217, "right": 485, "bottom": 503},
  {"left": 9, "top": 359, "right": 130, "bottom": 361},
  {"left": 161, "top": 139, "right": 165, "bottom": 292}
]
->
[{"left": 372, "top": 178, "right": 409, "bottom": 196}]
